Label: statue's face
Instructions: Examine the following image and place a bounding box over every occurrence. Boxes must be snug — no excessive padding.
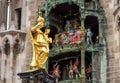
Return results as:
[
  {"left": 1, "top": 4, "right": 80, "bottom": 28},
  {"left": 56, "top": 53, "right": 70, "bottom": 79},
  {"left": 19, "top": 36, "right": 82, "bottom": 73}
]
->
[{"left": 41, "top": 23, "right": 44, "bottom": 28}]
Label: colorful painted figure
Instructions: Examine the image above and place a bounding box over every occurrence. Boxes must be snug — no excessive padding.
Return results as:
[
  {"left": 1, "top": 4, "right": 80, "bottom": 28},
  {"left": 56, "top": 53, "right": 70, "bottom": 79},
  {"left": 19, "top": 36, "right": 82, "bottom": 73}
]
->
[
  {"left": 73, "top": 19, "right": 79, "bottom": 29},
  {"left": 86, "top": 64, "right": 92, "bottom": 80},
  {"left": 52, "top": 63, "right": 61, "bottom": 78},
  {"left": 61, "top": 32, "right": 69, "bottom": 45},
  {"left": 73, "top": 29, "right": 81, "bottom": 44},
  {"left": 68, "top": 60, "right": 74, "bottom": 79},
  {"left": 65, "top": 20, "right": 72, "bottom": 31},
  {"left": 73, "top": 58, "right": 81, "bottom": 79},
  {"left": 86, "top": 28, "right": 93, "bottom": 44}
]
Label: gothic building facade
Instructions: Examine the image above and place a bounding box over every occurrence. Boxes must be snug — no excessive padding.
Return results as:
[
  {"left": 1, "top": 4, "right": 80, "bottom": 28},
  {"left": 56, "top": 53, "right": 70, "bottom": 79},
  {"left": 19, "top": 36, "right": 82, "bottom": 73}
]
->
[{"left": 0, "top": 0, "right": 120, "bottom": 83}]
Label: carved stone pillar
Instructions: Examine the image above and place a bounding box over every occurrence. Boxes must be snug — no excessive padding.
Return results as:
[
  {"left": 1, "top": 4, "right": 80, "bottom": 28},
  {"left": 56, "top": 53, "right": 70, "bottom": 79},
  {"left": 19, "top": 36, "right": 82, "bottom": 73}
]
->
[
  {"left": 98, "top": 17, "right": 105, "bottom": 45},
  {"left": 92, "top": 51, "right": 97, "bottom": 83},
  {"left": 0, "top": 0, "right": 2, "bottom": 25},
  {"left": 7, "top": 0, "right": 11, "bottom": 30},
  {"left": 81, "top": 17, "right": 85, "bottom": 27},
  {"left": 81, "top": 49, "right": 85, "bottom": 82},
  {"left": 92, "top": 51, "right": 101, "bottom": 83},
  {"left": 80, "top": 16, "right": 86, "bottom": 44},
  {"left": 9, "top": 44, "right": 13, "bottom": 83},
  {"left": 80, "top": 0, "right": 84, "bottom": 8},
  {"left": 0, "top": 45, "right": 6, "bottom": 82},
  {"left": 98, "top": 18, "right": 102, "bottom": 41}
]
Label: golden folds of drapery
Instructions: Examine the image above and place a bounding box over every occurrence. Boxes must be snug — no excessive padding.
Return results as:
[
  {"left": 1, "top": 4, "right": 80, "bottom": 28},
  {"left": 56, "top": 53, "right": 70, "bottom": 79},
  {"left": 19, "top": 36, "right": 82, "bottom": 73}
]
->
[{"left": 30, "top": 15, "right": 52, "bottom": 70}]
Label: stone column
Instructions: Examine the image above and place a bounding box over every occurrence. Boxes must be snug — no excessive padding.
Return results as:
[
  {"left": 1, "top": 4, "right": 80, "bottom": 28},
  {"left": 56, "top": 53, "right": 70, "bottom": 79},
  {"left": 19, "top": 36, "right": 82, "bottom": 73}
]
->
[
  {"left": 0, "top": 45, "right": 6, "bottom": 83},
  {"left": 80, "top": 16, "right": 86, "bottom": 82},
  {"left": 99, "top": 17, "right": 107, "bottom": 83},
  {"left": 80, "top": 16, "right": 86, "bottom": 43},
  {"left": 44, "top": 1, "right": 49, "bottom": 27},
  {"left": 81, "top": 50, "right": 85, "bottom": 82},
  {"left": 100, "top": 46, "right": 107, "bottom": 83},
  {"left": 63, "top": 66, "right": 67, "bottom": 80},
  {"left": 0, "top": 0, "right": 2, "bottom": 25},
  {"left": 80, "top": 0, "right": 84, "bottom": 8},
  {"left": 119, "top": 30, "right": 120, "bottom": 56},
  {"left": 92, "top": 51, "right": 97, "bottom": 83},
  {"left": 81, "top": 17, "right": 85, "bottom": 27},
  {"left": 7, "top": 0, "right": 11, "bottom": 30},
  {"left": 9, "top": 44, "right": 14, "bottom": 83},
  {"left": 98, "top": 18, "right": 102, "bottom": 39},
  {"left": 98, "top": 17, "right": 105, "bottom": 45},
  {"left": 21, "top": 0, "right": 26, "bottom": 31}
]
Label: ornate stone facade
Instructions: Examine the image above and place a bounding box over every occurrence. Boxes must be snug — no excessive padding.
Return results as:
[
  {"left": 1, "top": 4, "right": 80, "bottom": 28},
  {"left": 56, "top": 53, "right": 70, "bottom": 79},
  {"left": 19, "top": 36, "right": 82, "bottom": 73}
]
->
[{"left": 0, "top": 0, "right": 120, "bottom": 83}]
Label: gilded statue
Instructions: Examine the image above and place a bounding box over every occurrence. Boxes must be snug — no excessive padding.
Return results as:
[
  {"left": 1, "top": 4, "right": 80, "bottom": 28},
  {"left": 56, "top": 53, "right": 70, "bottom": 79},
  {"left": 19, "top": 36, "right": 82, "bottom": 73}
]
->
[{"left": 30, "top": 15, "right": 52, "bottom": 69}]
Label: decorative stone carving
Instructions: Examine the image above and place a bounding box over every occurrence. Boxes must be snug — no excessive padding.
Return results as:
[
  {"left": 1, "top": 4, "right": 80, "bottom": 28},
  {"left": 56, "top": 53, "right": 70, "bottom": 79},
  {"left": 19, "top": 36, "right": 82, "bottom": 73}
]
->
[
  {"left": 4, "top": 39, "right": 10, "bottom": 55},
  {"left": 17, "top": 69, "right": 56, "bottom": 83},
  {"left": 10, "top": 21, "right": 16, "bottom": 30},
  {"left": 0, "top": 23, "right": 5, "bottom": 31}
]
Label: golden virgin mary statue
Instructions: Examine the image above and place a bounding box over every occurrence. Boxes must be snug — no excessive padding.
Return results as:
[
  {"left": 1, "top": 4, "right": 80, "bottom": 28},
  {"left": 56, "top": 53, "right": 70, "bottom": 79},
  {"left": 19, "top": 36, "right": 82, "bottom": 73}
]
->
[{"left": 30, "top": 14, "right": 52, "bottom": 69}]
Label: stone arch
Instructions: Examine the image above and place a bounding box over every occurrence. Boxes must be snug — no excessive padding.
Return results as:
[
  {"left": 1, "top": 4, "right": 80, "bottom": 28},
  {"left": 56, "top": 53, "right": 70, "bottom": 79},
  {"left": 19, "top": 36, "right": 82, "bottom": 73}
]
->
[
  {"left": 2, "top": 35, "right": 13, "bottom": 45},
  {"left": 48, "top": 2, "right": 80, "bottom": 32},
  {"left": 85, "top": 15, "right": 99, "bottom": 44},
  {"left": 13, "top": 35, "right": 22, "bottom": 46},
  {"left": 47, "top": 1, "right": 81, "bottom": 15}
]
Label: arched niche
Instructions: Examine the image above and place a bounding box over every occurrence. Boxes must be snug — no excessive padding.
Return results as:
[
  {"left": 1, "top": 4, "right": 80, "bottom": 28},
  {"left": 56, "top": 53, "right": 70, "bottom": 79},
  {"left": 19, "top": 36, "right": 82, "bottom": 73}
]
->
[
  {"left": 48, "top": 2, "right": 80, "bottom": 33},
  {"left": 48, "top": 51, "right": 81, "bottom": 81},
  {"left": 84, "top": 15, "right": 98, "bottom": 44}
]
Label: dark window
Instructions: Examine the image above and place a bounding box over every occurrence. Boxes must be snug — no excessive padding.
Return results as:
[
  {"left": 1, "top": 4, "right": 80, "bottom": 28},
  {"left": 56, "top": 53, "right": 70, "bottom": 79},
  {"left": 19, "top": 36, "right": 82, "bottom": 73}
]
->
[{"left": 15, "top": 8, "right": 22, "bottom": 30}]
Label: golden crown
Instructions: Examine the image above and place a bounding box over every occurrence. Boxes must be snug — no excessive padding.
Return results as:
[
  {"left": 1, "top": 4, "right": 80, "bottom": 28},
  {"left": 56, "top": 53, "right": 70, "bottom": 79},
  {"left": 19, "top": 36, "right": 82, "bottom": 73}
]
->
[{"left": 37, "top": 16, "right": 45, "bottom": 23}]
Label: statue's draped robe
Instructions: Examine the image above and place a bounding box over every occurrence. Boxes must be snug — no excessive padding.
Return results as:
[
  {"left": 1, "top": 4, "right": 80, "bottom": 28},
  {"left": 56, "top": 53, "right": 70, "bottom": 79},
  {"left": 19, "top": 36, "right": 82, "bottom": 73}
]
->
[{"left": 30, "top": 29, "right": 49, "bottom": 69}]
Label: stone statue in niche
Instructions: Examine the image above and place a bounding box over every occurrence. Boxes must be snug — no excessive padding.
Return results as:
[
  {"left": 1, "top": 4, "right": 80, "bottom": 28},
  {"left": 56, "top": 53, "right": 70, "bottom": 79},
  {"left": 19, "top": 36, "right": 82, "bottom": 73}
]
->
[
  {"left": 13, "top": 39, "right": 21, "bottom": 58},
  {"left": 4, "top": 39, "right": 10, "bottom": 55}
]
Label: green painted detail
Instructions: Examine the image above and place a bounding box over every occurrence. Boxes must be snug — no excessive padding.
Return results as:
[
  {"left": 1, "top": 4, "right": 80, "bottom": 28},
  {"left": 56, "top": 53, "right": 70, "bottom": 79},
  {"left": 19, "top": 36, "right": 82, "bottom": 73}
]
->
[
  {"left": 49, "top": 44, "right": 99, "bottom": 57},
  {"left": 41, "top": 0, "right": 107, "bottom": 83}
]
